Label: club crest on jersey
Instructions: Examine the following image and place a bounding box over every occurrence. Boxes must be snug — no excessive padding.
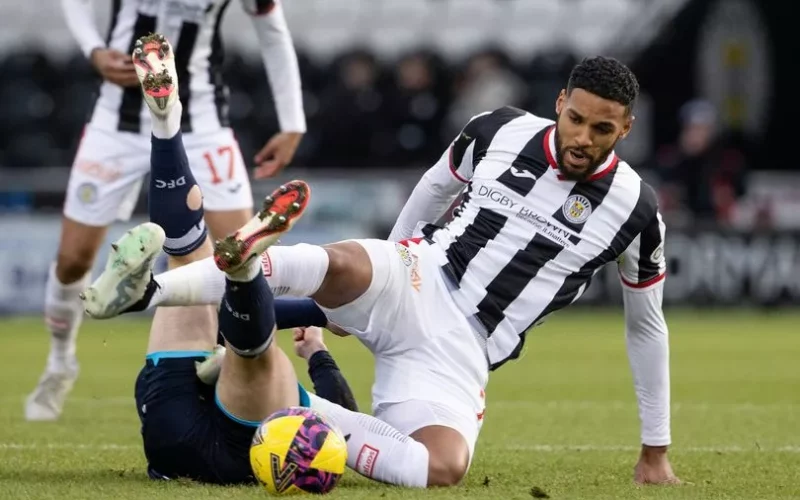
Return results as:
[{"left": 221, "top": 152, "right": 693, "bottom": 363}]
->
[
  {"left": 395, "top": 244, "right": 413, "bottom": 267},
  {"left": 562, "top": 194, "right": 592, "bottom": 224}
]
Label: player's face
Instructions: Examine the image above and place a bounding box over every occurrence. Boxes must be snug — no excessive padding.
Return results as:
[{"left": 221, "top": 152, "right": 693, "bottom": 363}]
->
[{"left": 554, "top": 88, "right": 633, "bottom": 181}]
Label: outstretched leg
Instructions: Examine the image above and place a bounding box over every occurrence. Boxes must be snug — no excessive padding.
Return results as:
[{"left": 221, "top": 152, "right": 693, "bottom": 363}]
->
[
  {"left": 212, "top": 181, "right": 310, "bottom": 423},
  {"left": 82, "top": 33, "right": 216, "bottom": 355}
]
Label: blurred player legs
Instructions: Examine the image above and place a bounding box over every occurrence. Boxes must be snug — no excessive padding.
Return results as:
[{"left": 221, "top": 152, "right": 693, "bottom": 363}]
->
[{"left": 24, "top": 59, "right": 253, "bottom": 424}]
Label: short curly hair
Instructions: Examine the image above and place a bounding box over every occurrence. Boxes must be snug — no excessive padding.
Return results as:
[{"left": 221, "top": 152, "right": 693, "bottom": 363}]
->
[{"left": 566, "top": 56, "right": 639, "bottom": 113}]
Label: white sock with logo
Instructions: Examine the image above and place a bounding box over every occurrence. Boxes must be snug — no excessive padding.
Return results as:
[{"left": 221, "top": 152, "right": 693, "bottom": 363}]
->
[
  {"left": 308, "top": 394, "right": 429, "bottom": 487},
  {"left": 261, "top": 244, "right": 329, "bottom": 297}
]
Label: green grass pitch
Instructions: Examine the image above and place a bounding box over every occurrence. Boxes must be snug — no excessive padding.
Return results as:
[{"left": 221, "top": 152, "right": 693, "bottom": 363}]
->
[{"left": 0, "top": 309, "right": 798, "bottom": 499}]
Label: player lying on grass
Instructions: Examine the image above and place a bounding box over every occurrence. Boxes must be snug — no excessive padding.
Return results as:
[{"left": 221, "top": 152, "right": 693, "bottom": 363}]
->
[
  {"left": 84, "top": 41, "right": 679, "bottom": 487},
  {"left": 77, "top": 35, "right": 364, "bottom": 485}
]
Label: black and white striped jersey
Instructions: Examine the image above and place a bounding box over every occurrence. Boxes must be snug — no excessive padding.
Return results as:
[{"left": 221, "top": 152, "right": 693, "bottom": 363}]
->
[
  {"left": 423, "top": 106, "right": 667, "bottom": 370},
  {"left": 90, "top": 0, "right": 276, "bottom": 135}
]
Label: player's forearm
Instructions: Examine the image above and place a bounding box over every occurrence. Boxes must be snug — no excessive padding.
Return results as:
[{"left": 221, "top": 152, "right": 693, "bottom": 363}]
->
[
  {"left": 308, "top": 351, "right": 359, "bottom": 412},
  {"left": 388, "top": 154, "right": 465, "bottom": 241},
  {"left": 623, "top": 284, "right": 671, "bottom": 446},
  {"left": 250, "top": 4, "right": 306, "bottom": 133},
  {"left": 61, "top": 0, "right": 105, "bottom": 58}
]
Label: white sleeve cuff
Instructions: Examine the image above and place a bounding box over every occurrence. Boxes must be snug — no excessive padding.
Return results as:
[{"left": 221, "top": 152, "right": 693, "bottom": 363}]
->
[
  {"left": 620, "top": 272, "right": 666, "bottom": 293},
  {"left": 250, "top": 4, "right": 306, "bottom": 133},
  {"left": 623, "top": 283, "right": 671, "bottom": 446}
]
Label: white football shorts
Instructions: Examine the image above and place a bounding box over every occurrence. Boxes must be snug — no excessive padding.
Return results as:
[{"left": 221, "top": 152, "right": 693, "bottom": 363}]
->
[
  {"left": 63, "top": 124, "right": 253, "bottom": 226},
  {"left": 320, "top": 238, "right": 489, "bottom": 460}
]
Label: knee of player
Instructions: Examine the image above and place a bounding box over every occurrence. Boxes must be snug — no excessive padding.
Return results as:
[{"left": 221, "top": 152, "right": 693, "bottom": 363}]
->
[
  {"left": 426, "top": 449, "right": 469, "bottom": 487},
  {"left": 320, "top": 242, "right": 373, "bottom": 294},
  {"left": 55, "top": 249, "right": 95, "bottom": 281},
  {"left": 412, "top": 425, "right": 471, "bottom": 487},
  {"left": 322, "top": 243, "right": 357, "bottom": 276}
]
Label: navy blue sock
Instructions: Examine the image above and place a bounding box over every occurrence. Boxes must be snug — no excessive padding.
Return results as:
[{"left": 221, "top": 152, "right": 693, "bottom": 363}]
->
[
  {"left": 274, "top": 298, "right": 328, "bottom": 330},
  {"left": 215, "top": 298, "right": 325, "bottom": 345},
  {"left": 217, "top": 274, "right": 276, "bottom": 357},
  {"left": 149, "top": 132, "right": 207, "bottom": 256}
]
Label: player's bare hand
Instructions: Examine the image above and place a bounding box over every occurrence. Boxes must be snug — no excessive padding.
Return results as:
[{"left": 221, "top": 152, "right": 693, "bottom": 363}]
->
[
  {"left": 91, "top": 48, "right": 138, "bottom": 87},
  {"left": 293, "top": 326, "right": 327, "bottom": 360},
  {"left": 634, "top": 445, "right": 681, "bottom": 485},
  {"left": 253, "top": 131, "right": 304, "bottom": 178}
]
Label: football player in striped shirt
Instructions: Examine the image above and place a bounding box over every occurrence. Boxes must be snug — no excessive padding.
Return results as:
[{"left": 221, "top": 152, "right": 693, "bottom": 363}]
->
[{"left": 84, "top": 55, "right": 679, "bottom": 487}]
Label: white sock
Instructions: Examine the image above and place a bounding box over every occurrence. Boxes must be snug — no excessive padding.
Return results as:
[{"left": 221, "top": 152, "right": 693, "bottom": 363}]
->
[
  {"left": 226, "top": 257, "right": 262, "bottom": 282},
  {"left": 44, "top": 263, "right": 89, "bottom": 370},
  {"left": 149, "top": 257, "right": 226, "bottom": 308},
  {"left": 147, "top": 244, "right": 327, "bottom": 309},
  {"left": 262, "top": 244, "right": 329, "bottom": 297},
  {"left": 150, "top": 100, "right": 182, "bottom": 139},
  {"left": 308, "top": 394, "right": 429, "bottom": 487}
]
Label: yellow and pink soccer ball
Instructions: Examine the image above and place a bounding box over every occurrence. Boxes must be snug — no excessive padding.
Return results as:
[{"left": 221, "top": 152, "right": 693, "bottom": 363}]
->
[{"left": 250, "top": 407, "right": 347, "bottom": 495}]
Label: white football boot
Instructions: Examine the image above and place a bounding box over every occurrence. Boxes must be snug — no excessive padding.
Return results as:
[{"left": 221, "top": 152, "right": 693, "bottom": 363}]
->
[
  {"left": 81, "top": 223, "right": 165, "bottom": 319},
  {"left": 24, "top": 360, "right": 79, "bottom": 421},
  {"left": 131, "top": 33, "right": 178, "bottom": 118}
]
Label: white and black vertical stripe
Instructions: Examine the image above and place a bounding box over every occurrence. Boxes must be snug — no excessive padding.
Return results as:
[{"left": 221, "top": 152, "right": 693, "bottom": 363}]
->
[
  {"left": 552, "top": 169, "right": 618, "bottom": 232},
  {"left": 475, "top": 233, "right": 563, "bottom": 335},
  {"left": 467, "top": 107, "right": 526, "bottom": 166},
  {"left": 477, "top": 168, "right": 618, "bottom": 339},
  {"left": 494, "top": 127, "right": 551, "bottom": 197},
  {"left": 209, "top": 0, "right": 232, "bottom": 127},
  {"left": 117, "top": 12, "right": 157, "bottom": 133},
  {"left": 440, "top": 106, "right": 528, "bottom": 247},
  {"left": 174, "top": 21, "right": 200, "bottom": 132},
  {"left": 536, "top": 180, "right": 657, "bottom": 320},
  {"left": 102, "top": 0, "right": 231, "bottom": 134},
  {"left": 635, "top": 211, "right": 665, "bottom": 282},
  {"left": 426, "top": 108, "right": 665, "bottom": 372},
  {"left": 443, "top": 207, "right": 507, "bottom": 284},
  {"left": 105, "top": 0, "right": 123, "bottom": 46}
]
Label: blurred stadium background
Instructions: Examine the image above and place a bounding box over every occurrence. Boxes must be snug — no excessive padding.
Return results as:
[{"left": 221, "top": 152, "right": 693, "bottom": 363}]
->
[
  {"left": 0, "top": 0, "right": 796, "bottom": 312},
  {"left": 0, "top": 1, "right": 798, "bottom": 498}
]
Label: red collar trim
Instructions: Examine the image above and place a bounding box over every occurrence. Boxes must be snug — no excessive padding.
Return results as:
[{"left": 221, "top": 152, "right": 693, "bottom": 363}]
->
[{"left": 543, "top": 125, "right": 619, "bottom": 182}]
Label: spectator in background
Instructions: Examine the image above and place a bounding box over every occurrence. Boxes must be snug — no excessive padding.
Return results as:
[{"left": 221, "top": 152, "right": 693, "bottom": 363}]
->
[
  {"left": 383, "top": 50, "right": 449, "bottom": 167},
  {"left": 446, "top": 48, "right": 526, "bottom": 138},
  {"left": 655, "top": 99, "right": 747, "bottom": 224},
  {"left": 313, "top": 49, "right": 388, "bottom": 168}
]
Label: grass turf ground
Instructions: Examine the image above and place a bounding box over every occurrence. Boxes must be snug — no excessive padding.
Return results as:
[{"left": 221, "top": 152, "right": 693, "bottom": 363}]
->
[{"left": 0, "top": 309, "right": 798, "bottom": 499}]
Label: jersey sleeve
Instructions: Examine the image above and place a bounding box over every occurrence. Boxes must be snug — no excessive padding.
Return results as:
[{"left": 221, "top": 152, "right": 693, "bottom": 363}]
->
[
  {"left": 61, "top": 0, "right": 106, "bottom": 58},
  {"left": 387, "top": 112, "right": 489, "bottom": 241},
  {"left": 618, "top": 209, "right": 667, "bottom": 291},
  {"left": 622, "top": 283, "right": 671, "bottom": 446},
  {"left": 447, "top": 112, "right": 491, "bottom": 182},
  {"left": 240, "top": 0, "right": 276, "bottom": 15},
  {"left": 445, "top": 111, "right": 494, "bottom": 183},
  {"left": 243, "top": 0, "right": 306, "bottom": 133}
]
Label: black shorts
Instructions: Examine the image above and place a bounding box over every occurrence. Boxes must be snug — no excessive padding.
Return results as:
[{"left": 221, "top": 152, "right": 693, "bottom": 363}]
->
[{"left": 134, "top": 351, "right": 310, "bottom": 485}]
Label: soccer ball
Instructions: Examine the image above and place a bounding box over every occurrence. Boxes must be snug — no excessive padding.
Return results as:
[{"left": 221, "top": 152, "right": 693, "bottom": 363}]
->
[{"left": 250, "top": 407, "right": 348, "bottom": 495}]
